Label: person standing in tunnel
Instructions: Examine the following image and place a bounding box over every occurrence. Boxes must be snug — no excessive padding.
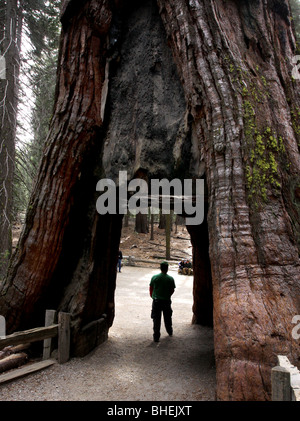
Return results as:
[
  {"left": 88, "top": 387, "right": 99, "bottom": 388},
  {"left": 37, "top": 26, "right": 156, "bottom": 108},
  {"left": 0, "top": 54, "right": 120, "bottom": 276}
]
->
[
  {"left": 117, "top": 249, "right": 123, "bottom": 272},
  {"left": 149, "top": 261, "right": 176, "bottom": 342}
]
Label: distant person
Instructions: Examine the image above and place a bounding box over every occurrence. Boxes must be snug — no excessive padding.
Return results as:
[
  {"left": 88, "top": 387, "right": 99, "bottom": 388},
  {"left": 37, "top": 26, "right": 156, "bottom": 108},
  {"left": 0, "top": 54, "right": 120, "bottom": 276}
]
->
[
  {"left": 149, "top": 261, "right": 176, "bottom": 342},
  {"left": 118, "top": 250, "right": 123, "bottom": 272}
]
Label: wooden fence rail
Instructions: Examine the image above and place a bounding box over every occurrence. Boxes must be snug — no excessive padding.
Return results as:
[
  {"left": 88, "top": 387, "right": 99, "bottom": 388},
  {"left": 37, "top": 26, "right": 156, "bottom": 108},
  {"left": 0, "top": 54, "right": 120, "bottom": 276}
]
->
[
  {"left": 272, "top": 355, "right": 300, "bottom": 401},
  {"left": 123, "top": 255, "right": 179, "bottom": 266},
  {"left": 0, "top": 325, "right": 58, "bottom": 350},
  {"left": 0, "top": 310, "right": 70, "bottom": 365}
]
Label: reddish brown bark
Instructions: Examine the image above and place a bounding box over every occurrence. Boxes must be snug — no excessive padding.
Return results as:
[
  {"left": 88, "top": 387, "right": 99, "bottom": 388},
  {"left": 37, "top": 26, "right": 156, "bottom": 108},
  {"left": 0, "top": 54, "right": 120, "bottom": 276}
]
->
[
  {"left": 157, "top": 0, "right": 300, "bottom": 400},
  {"left": 0, "top": 0, "right": 114, "bottom": 331},
  {"left": 0, "top": 0, "right": 299, "bottom": 401}
]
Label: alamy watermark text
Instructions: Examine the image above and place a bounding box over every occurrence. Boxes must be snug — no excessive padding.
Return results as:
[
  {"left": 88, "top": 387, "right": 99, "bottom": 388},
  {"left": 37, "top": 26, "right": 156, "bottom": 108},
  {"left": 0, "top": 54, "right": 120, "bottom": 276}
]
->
[{"left": 96, "top": 171, "right": 204, "bottom": 225}]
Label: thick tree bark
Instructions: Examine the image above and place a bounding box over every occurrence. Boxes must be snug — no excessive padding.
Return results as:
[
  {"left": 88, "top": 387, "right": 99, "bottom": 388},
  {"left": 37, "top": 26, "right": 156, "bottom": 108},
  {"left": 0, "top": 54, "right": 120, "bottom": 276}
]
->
[
  {"left": 0, "top": 0, "right": 299, "bottom": 401},
  {"left": 0, "top": 0, "right": 116, "bottom": 337},
  {"left": 157, "top": 0, "right": 300, "bottom": 400}
]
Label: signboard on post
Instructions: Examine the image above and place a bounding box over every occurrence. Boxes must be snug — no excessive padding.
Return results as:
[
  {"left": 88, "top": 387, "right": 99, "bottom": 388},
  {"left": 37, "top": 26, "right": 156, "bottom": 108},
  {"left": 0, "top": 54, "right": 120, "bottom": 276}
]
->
[
  {"left": 0, "top": 315, "right": 6, "bottom": 339},
  {"left": 0, "top": 56, "right": 6, "bottom": 80}
]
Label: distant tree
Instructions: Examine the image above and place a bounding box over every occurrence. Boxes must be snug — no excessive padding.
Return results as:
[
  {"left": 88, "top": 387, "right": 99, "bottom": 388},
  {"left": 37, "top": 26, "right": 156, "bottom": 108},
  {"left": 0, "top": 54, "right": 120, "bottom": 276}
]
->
[
  {"left": 135, "top": 212, "right": 148, "bottom": 233},
  {"left": 158, "top": 209, "right": 166, "bottom": 229},
  {"left": 29, "top": 0, "right": 61, "bottom": 171},
  {"left": 165, "top": 213, "right": 171, "bottom": 260},
  {"left": 14, "top": 0, "right": 61, "bottom": 217},
  {"left": 0, "top": 0, "right": 23, "bottom": 278},
  {"left": 150, "top": 210, "right": 154, "bottom": 240},
  {"left": 0, "top": 0, "right": 61, "bottom": 277},
  {"left": 290, "top": 0, "right": 300, "bottom": 42}
]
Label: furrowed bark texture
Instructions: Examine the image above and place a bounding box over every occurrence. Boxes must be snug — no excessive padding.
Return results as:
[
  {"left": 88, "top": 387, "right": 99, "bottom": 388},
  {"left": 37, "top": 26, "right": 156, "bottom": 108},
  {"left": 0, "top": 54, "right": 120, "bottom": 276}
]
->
[
  {"left": 0, "top": 0, "right": 119, "bottom": 355},
  {"left": 157, "top": 0, "right": 300, "bottom": 400},
  {"left": 0, "top": 0, "right": 299, "bottom": 401}
]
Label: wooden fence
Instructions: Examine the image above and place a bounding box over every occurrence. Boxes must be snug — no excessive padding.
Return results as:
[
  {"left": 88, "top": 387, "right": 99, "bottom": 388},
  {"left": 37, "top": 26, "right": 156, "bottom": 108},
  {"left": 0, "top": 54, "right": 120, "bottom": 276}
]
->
[
  {"left": 272, "top": 355, "right": 300, "bottom": 401},
  {"left": 123, "top": 255, "right": 178, "bottom": 267},
  {"left": 0, "top": 310, "right": 70, "bottom": 384}
]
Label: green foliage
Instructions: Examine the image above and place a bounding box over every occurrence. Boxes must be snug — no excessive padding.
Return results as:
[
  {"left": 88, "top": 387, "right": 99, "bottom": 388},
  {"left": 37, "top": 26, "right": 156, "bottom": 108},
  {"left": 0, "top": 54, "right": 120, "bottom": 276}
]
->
[
  {"left": 245, "top": 126, "right": 283, "bottom": 204},
  {"left": 240, "top": 77, "right": 286, "bottom": 207},
  {"left": 14, "top": 0, "right": 62, "bottom": 216},
  {"left": 290, "top": 0, "right": 300, "bottom": 45},
  {"left": 222, "top": 53, "right": 293, "bottom": 208}
]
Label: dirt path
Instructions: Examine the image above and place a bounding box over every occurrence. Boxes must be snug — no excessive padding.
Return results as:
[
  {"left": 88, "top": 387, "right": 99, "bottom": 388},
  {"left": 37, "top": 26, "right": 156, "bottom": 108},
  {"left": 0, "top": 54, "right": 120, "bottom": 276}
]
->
[{"left": 0, "top": 266, "right": 216, "bottom": 401}]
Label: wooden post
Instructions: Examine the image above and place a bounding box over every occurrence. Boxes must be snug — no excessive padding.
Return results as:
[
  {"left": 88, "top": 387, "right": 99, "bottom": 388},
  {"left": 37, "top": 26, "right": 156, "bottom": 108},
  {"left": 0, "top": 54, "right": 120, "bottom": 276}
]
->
[
  {"left": 0, "top": 315, "right": 5, "bottom": 338},
  {"left": 128, "top": 256, "right": 135, "bottom": 266},
  {"left": 165, "top": 213, "right": 171, "bottom": 260},
  {"left": 58, "top": 312, "right": 71, "bottom": 364},
  {"left": 43, "top": 310, "right": 56, "bottom": 360},
  {"left": 150, "top": 212, "right": 154, "bottom": 241},
  {"left": 272, "top": 366, "right": 292, "bottom": 401}
]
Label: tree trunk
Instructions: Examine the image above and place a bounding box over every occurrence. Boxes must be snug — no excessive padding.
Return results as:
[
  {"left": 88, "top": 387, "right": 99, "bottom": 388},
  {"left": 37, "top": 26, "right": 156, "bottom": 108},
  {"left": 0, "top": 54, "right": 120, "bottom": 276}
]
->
[
  {"left": 158, "top": 209, "right": 166, "bottom": 229},
  {"left": 150, "top": 211, "right": 154, "bottom": 240},
  {"left": 135, "top": 212, "right": 149, "bottom": 233},
  {"left": 0, "top": 0, "right": 299, "bottom": 401},
  {"left": 123, "top": 211, "right": 129, "bottom": 228},
  {"left": 0, "top": 1, "right": 119, "bottom": 349},
  {"left": 0, "top": 0, "right": 22, "bottom": 279},
  {"left": 157, "top": 0, "right": 300, "bottom": 400},
  {"left": 165, "top": 212, "right": 171, "bottom": 260}
]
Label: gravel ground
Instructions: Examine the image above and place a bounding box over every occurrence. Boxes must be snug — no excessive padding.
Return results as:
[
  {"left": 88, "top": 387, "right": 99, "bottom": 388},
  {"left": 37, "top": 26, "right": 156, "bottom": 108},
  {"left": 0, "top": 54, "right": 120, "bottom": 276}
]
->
[{"left": 0, "top": 266, "right": 216, "bottom": 401}]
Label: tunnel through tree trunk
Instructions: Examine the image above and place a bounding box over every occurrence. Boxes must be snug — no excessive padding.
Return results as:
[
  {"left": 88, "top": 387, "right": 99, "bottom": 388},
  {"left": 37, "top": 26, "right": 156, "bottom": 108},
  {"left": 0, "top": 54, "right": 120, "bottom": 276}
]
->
[
  {"left": 187, "top": 202, "right": 213, "bottom": 327},
  {"left": 0, "top": 0, "right": 300, "bottom": 402}
]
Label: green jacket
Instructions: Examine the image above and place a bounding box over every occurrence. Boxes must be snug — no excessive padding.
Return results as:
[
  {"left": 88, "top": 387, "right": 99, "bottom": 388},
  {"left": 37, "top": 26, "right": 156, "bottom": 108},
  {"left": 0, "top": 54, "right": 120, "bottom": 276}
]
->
[{"left": 150, "top": 273, "right": 176, "bottom": 300}]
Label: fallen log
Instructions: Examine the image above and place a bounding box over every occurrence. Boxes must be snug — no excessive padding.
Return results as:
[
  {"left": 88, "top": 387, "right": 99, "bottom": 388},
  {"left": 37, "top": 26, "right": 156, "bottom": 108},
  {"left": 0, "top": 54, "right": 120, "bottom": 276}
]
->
[
  {"left": 0, "top": 344, "right": 31, "bottom": 361},
  {"left": 152, "top": 255, "right": 186, "bottom": 261},
  {"left": 10, "top": 343, "right": 31, "bottom": 353},
  {"left": 0, "top": 353, "right": 28, "bottom": 373},
  {"left": 0, "top": 348, "right": 12, "bottom": 361}
]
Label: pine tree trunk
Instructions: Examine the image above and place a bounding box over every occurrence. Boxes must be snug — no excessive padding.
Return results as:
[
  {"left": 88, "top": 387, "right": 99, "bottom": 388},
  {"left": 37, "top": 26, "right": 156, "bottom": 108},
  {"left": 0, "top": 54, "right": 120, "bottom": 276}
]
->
[
  {"left": 123, "top": 211, "right": 129, "bottom": 228},
  {"left": 0, "top": 0, "right": 299, "bottom": 401},
  {"left": 165, "top": 212, "right": 171, "bottom": 260},
  {"left": 135, "top": 212, "right": 149, "bottom": 233},
  {"left": 158, "top": 209, "right": 166, "bottom": 229},
  {"left": 150, "top": 212, "right": 154, "bottom": 240},
  {"left": 0, "top": 0, "right": 22, "bottom": 279}
]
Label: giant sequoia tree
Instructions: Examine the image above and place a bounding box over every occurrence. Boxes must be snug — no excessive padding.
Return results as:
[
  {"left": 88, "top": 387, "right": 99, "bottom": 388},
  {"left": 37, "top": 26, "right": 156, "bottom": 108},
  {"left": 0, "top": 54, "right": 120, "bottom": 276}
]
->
[{"left": 0, "top": 0, "right": 300, "bottom": 401}]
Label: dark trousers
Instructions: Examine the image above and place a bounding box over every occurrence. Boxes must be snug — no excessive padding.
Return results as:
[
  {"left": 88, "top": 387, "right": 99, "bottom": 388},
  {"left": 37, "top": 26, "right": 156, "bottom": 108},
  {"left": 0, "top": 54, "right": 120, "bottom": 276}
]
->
[{"left": 151, "top": 299, "right": 173, "bottom": 341}]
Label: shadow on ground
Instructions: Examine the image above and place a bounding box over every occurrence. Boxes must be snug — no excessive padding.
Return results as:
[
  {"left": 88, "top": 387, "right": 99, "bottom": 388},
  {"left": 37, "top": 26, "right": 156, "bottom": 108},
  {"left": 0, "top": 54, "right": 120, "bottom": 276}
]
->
[{"left": 0, "top": 266, "right": 216, "bottom": 401}]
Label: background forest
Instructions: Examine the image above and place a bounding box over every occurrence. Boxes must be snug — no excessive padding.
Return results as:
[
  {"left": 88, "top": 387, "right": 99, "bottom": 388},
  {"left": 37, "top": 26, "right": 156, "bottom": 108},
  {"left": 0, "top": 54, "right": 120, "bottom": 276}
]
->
[
  {"left": 0, "top": 0, "right": 300, "bottom": 279},
  {"left": 0, "top": 0, "right": 61, "bottom": 278}
]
